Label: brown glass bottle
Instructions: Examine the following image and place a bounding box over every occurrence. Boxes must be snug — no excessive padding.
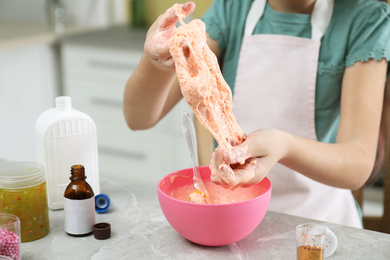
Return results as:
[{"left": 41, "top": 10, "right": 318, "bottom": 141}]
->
[{"left": 64, "top": 165, "right": 96, "bottom": 236}]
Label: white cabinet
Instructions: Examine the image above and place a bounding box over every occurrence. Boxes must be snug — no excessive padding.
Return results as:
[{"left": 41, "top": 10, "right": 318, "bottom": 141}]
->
[
  {"left": 60, "top": 28, "right": 192, "bottom": 185},
  {"left": 0, "top": 43, "right": 59, "bottom": 161}
]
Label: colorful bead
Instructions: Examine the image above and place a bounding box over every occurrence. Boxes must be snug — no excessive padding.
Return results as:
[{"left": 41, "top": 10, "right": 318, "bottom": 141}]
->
[{"left": 0, "top": 228, "right": 20, "bottom": 260}]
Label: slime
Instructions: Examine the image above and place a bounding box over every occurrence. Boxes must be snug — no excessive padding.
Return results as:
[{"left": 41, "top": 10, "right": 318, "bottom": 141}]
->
[
  {"left": 169, "top": 4, "right": 255, "bottom": 188},
  {"left": 170, "top": 180, "right": 267, "bottom": 204}
]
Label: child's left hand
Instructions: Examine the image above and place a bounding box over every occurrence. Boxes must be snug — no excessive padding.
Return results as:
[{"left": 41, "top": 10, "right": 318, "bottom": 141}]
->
[{"left": 210, "top": 129, "right": 290, "bottom": 188}]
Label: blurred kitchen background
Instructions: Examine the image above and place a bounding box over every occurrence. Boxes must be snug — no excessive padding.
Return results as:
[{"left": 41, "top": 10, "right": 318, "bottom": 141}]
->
[
  {"left": 0, "top": 0, "right": 211, "bottom": 182},
  {"left": 0, "top": 0, "right": 384, "bottom": 218}
]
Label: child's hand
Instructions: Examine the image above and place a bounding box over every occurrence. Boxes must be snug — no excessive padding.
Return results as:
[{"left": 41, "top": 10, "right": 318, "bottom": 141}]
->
[
  {"left": 210, "top": 129, "right": 289, "bottom": 188},
  {"left": 144, "top": 1, "right": 195, "bottom": 71},
  {"left": 210, "top": 147, "right": 258, "bottom": 189}
]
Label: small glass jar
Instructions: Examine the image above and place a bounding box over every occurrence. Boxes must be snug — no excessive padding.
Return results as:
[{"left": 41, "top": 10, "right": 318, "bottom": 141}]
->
[
  {"left": 0, "top": 213, "right": 21, "bottom": 260},
  {"left": 0, "top": 162, "right": 50, "bottom": 242},
  {"left": 296, "top": 223, "right": 326, "bottom": 260}
]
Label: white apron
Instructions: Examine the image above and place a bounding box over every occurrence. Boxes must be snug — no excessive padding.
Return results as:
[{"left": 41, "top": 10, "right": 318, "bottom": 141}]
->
[{"left": 233, "top": 0, "right": 361, "bottom": 228}]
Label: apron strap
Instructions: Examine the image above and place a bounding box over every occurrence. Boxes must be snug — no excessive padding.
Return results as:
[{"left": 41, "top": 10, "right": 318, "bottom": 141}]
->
[
  {"left": 244, "top": 0, "right": 267, "bottom": 37},
  {"left": 311, "top": 0, "right": 334, "bottom": 41},
  {"left": 244, "top": 0, "right": 334, "bottom": 41}
]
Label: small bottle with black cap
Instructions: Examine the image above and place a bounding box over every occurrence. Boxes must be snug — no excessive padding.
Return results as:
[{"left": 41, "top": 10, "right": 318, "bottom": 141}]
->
[{"left": 64, "top": 165, "right": 95, "bottom": 236}]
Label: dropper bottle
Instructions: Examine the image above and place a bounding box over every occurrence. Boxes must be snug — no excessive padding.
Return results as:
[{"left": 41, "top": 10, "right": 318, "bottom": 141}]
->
[{"left": 64, "top": 165, "right": 95, "bottom": 236}]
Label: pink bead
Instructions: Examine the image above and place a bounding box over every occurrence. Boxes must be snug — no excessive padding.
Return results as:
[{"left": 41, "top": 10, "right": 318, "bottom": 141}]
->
[{"left": 0, "top": 228, "right": 20, "bottom": 260}]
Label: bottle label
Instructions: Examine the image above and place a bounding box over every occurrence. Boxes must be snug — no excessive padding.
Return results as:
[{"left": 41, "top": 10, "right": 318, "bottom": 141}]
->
[{"left": 64, "top": 197, "right": 95, "bottom": 235}]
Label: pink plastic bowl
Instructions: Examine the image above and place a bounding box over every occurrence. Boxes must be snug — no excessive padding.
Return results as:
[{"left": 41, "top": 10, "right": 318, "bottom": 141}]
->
[{"left": 157, "top": 166, "right": 272, "bottom": 246}]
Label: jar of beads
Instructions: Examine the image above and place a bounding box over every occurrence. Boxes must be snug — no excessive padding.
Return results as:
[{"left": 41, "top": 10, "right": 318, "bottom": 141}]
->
[
  {"left": 0, "top": 213, "right": 20, "bottom": 260},
  {"left": 0, "top": 162, "right": 49, "bottom": 242}
]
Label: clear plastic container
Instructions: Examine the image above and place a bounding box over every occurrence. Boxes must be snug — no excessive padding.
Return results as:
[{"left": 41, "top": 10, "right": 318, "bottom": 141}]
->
[
  {"left": 296, "top": 223, "right": 326, "bottom": 260},
  {"left": 0, "top": 162, "right": 49, "bottom": 243},
  {"left": 0, "top": 256, "right": 15, "bottom": 260},
  {"left": 0, "top": 213, "right": 21, "bottom": 260},
  {"left": 35, "top": 96, "right": 100, "bottom": 210}
]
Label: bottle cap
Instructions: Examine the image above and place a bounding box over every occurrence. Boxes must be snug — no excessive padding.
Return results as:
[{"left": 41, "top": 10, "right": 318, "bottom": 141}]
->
[
  {"left": 93, "top": 223, "right": 111, "bottom": 240},
  {"left": 95, "top": 194, "right": 110, "bottom": 213},
  {"left": 55, "top": 96, "right": 72, "bottom": 111}
]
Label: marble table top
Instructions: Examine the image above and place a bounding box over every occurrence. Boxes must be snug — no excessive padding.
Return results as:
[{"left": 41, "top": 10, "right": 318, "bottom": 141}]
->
[{"left": 21, "top": 178, "right": 390, "bottom": 259}]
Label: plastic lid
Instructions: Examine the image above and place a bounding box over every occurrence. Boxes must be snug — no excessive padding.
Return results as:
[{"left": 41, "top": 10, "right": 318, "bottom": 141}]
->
[
  {"left": 93, "top": 222, "right": 111, "bottom": 240},
  {"left": 0, "top": 162, "right": 45, "bottom": 189},
  {"left": 55, "top": 96, "right": 72, "bottom": 111},
  {"left": 324, "top": 226, "right": 338, "bottom": 258},
  {"left": 95, "top": 194, "right": 110, "bottom": 213}
]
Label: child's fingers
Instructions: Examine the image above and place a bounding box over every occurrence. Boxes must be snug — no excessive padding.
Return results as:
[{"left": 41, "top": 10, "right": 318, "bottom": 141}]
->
[
  {"left": 181, "top": 1, "right": 196, "bottom": 16},
  {"left": 159, "top": 2, "right": 195, "bottom": 29},
  {"left": 222, "top": 145, "right": 251, "bottom": 165}
]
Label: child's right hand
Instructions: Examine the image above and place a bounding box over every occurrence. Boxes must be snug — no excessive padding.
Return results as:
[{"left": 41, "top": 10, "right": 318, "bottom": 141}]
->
[{"left": 144, "top": 1, "right": 195, "bottom": 71}]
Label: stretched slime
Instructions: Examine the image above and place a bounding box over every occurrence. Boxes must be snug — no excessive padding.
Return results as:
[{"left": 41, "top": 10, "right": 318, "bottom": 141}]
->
[{"left": 169, "top": 4, "right": 256, "bottom": 188}]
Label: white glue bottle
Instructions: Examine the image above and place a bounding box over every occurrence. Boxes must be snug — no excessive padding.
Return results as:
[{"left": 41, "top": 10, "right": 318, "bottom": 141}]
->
[{"left": 35, "top": 96, "right": 100, "bottom": 210}]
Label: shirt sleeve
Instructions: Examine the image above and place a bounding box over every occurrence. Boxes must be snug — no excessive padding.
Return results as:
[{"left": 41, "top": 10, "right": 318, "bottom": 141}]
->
[
  {"left": 200, "top": 0, "right": 231, "bottom": 53},
  {"left": 345, "top": 1, "right": 390, "bottom": 75}
]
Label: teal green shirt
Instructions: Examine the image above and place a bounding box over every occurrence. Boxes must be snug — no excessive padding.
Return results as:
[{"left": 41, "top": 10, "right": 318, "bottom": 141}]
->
[{"left": 201, "top": 0, "right": 390, "bottom": 143}]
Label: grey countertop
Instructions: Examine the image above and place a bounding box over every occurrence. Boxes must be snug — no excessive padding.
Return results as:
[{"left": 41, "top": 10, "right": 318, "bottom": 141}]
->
[
  {"left": 59, "top": 26, "right": 147, "bottom": 51},
  {"left": 0, "top": 22, "right": 146, "bottom": 52},
  {"left": 20, "top": 178, "right": 390, "bottom": 260},
  {"left": 0, "top": 21, "right": 100, "bottom": 51}
]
